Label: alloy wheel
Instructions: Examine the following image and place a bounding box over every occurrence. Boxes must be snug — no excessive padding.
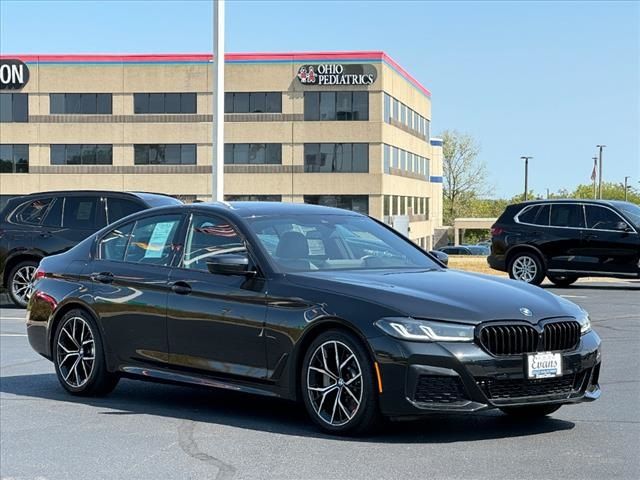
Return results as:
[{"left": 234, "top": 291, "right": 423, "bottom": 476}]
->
[
  {"left": 11, "top": 265, "right": 36, "bottom": 305},
  {"left": 56, "top": 316, "right": 96, "bottom": 388},
  {"left": 306, "top": 340, "right": 363, "bottom": 427},
  {"left": 512, "top": 256, "right": 537, "bottom": 282}
]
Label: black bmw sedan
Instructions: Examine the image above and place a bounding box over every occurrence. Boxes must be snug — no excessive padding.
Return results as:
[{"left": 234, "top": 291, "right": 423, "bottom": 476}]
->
[{"left": 26, "top": 202, "right": 601, "bottom": 434}]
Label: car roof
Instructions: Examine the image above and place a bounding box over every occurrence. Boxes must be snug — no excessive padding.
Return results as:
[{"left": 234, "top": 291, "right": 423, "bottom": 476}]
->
[
  {"left": 512, "top": 198, "right": 624, "bottom": 208},
  {"left": 190, "top": 201, "right": 363, "bottom": 218},
  {"left": 6, "top": 190, "right": 174, "bottom": 200}
]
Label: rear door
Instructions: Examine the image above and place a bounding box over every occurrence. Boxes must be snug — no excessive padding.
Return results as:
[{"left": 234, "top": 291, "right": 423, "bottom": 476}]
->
[
  {"left": 545, "top": 203, "right": 586, "bottom": 271},
  {"left": 89, "top": 212, "right": 185, "bottom": 366},
  {"left": 34, "top": 194, "right": 107, "bottom": 257},
  {"left": 582, "top": 204, "right": 639, "bottom": 275}
]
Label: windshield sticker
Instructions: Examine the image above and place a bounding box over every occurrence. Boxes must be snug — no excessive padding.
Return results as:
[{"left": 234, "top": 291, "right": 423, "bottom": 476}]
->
[{"left": 144, "top": 221, "right": 175, "bottom": 258}]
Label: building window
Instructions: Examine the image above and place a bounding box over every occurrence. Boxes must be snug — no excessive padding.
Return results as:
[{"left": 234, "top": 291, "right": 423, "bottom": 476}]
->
[
  {"left": 224, "top": 92, "right": 281, "bottom": 113},
  {"left": 50, "top": 93, "right": 112, "bottom": 114},
  {"left": 383, "top": 195, "right": 390, "bottom": 216},
  {"left": 304, "top": 143, "right": 368, "bottom": 173},
  {"left": 50, "top": 145, "right": 112, "bottom": 165},
  {"left": 384, "top": 92, "right": 429, "bottom": 141},
  {"left": 134, "top": 144, "right": 196, "bottom": 165},
  {"left": 224, "top": 195, "right": 282, "bottom": 202},
  {"left": 0, "top": 93, "right": 28, "bottom": 122},
  {"left": 304, "top": 92, "right": 369, "bottom": 121},
  {"left": 383, "top": 144, "right": 390, "bottom": 174},
  {"left": 304, "top": 195, "right": 368, "bottom": 215},
  {"left": 0, "top": 144, "right": 29, "bottom": 173},
  {"left": 134, "top": 93, "right": 196, "bottom": 114},
  {"left": 224, "top": 144, "right": 282, "bottom": 164}
]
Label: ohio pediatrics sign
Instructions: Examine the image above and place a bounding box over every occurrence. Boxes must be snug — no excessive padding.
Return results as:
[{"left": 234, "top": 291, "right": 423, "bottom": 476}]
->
[
  {"left": 0, "top": 59, "right": 30, "bottom": 90},
  {"left": 297, "top": 64, "right": 377, "bottom": 86}
]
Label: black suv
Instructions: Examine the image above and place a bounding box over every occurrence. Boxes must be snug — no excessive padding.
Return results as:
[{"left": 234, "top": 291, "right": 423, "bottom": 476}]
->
[
  {"left": 488, "top": 199, "right": 640, "bottom": 286},
  {"left": 1, "top": 191, "right": 181, "bottom": 306}
]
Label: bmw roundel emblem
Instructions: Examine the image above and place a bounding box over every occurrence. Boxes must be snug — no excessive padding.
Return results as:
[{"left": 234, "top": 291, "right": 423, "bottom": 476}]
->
[{"left": 520, "top": 307, "right": 533, "bottom": 317}]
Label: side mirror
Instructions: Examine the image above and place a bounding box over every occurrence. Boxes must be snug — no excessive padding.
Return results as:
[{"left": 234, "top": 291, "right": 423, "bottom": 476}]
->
[
  {"left": 616, "top": 221, "right": 632, "bottom": 232},
  {"left": 206, "top": 254, "right": 255, "bottom": 276},
  {"left": 429, "top": 250, "right": 449, "bottom": 267}
]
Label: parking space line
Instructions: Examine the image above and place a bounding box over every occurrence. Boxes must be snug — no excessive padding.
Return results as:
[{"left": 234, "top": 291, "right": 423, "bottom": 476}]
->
[{"left": 0, "top": 334, "right": 27, "bottom": 337}]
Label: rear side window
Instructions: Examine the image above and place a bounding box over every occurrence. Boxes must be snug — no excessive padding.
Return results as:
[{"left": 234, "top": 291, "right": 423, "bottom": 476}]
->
[
  {"left": 100, "top": 223, "right": 134, "bottom": 261},
  {"left": 585, "top": 205, "right": 625, "bottom": 231},
  {"left": 107, "top": 197, "right": 144, "bottom": 223},
  {"left": 15, "top": 198, "right": 54, "bottom": 225},
  {"left": 124, "top": 214, "right": 182, "bottom": 266},
  {"left": 517, "top": 205, "right": 540, "bottom": 224},
  {"left": 42, "top": 198, "right": 63, "bottom": 227},
  {"left": 63, "top": 196, "right": 101, "bottom": 230},
  {"left": 550, "top": 204, "right": 585, "bottom": 228}
]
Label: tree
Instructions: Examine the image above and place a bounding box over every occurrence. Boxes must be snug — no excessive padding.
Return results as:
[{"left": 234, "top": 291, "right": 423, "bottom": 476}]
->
[
  {"left": 441, "top": 130, "right": 489, "bottom": 225},
  {"left": 549, "top": 182, "right": 639, "bottom": 204}
]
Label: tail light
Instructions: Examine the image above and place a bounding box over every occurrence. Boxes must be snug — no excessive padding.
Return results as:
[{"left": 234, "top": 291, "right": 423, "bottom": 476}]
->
[{"left": 490, "top": 225, "right": 504, "bottom": 237}]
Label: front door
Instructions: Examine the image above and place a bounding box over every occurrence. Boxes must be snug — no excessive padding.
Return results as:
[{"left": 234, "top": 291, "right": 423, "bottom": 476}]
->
[
  {"left": 167, "top": 213, "right": 268, "bottom": 380},
  {"left": 581, "top": 204, "right": 639, "bottom": 275}
]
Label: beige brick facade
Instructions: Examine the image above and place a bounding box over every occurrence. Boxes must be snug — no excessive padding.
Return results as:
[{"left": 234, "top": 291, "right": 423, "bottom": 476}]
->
[{"left": 0, "top": 52, "right": 443, "bottom": 247}]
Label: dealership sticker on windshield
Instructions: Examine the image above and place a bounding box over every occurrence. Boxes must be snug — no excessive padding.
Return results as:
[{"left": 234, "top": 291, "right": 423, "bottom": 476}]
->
[{"left": 527, "top": 352, "right": 562, "bottom": 379}]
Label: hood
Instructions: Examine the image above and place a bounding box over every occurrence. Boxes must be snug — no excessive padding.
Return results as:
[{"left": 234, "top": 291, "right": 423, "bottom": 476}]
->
[{"left": 285, "top": 268, "right": 582, "bottom": 325}]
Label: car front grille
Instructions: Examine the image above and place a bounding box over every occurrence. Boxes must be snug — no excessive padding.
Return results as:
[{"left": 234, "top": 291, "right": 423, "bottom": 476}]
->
[
  {"left": 543, "top": 321, "right": 581, "bottom": 351},
  {"left": 476, "top": 376, "right": 576, "bottom": 400},
  {"left": 414, "top": 375, "right": 468, "bottom": 404},
  {"left": 478, "top": 320, "right": 581, "bottom": 356}
]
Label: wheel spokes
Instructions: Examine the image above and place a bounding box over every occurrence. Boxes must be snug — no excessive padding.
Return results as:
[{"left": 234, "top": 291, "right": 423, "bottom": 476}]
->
[
  {"left": 56, "top": 316, "right": 95, "bottom": 388},
  {"left": 307, "top": 340, "right": 364, "bottom": 427}
]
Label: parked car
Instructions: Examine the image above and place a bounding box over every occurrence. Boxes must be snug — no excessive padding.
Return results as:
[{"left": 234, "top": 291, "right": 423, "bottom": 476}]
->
[
  {"left": 488, "top": 199, "right": 640, "bottom": 286},
  {"left": 0, "top": 190, "right": 181, "bottom": 306},
  {"left": 438, "top": 245, "right": 489, "bottom": 255},
  {"left": 27, "top": 202, "right": 600, "bottom": 435}
]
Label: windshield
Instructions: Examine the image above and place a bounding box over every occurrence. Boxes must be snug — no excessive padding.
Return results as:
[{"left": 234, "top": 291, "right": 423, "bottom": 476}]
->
[
  {"left": 615, "top": 202, "right": 640, "bottom": 227},
  {"left": 247, "top": 214, "right": 439, "bottom": 272}
]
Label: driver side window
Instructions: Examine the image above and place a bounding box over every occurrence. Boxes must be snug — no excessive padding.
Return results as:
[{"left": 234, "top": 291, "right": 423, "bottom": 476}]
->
[{"left": 182, "top": 214, "right": 246, "bottom": 271}]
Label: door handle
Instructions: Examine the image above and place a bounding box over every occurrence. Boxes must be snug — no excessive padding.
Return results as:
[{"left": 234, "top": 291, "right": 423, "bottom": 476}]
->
[
  {"left": 171, "top": 281, "right": 192, "bottom": 295},
  {"left": 91, "top": 272, "right": 114, "bottom": 284},
  {"left": 582, "top": 233, "right": 598, "bottom": 241},
  {"left": 39, "top": 232, "right": 52, "bottom": 238}
]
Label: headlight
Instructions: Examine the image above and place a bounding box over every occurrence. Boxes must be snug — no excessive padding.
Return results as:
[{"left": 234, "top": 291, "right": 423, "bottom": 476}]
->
[
  {"left": 375, "top": 317, "right": 474, "bottom": 342},
  {"left": 577, "top": 310, "right": 591, "bottom": 335}
]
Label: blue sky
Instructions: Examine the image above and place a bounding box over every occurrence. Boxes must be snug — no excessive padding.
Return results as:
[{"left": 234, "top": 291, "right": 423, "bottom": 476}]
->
[{"left": 1, "top": 0, "right": 638, "bottom": 198}]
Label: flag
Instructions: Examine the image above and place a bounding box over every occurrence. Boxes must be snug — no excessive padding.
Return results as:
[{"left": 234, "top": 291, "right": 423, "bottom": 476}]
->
[{"left": 591, "top": 157, "right": 597, "bottom": 181}]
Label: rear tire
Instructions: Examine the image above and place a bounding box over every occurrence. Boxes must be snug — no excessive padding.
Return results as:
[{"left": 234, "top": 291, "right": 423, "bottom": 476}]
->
[
  {"left": 547, "top": 275, "right": 578, "bottom": 287},
  {"left": 500, "top": 404, "right": 562, "bottom": 418},
  {"left": 301, "top": 329, "right": 380, "bottom": 435},
  {"left": 53, "top": 309, "right": 119, "bottom": 396},
  {"left": 8, "top": 259, "right": 39, "bottom": 308},
  {"left": 508, "top": 252, "right": 545, "bottom": 285}
]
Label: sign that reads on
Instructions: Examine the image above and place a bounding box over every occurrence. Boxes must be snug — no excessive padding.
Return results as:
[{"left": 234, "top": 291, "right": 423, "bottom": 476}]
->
[
  {"left": 0, "top": 59, "right": 30, "bottom": 90},
  {"left": 297, "top": 64, "right": 376, "bottom": 86}
]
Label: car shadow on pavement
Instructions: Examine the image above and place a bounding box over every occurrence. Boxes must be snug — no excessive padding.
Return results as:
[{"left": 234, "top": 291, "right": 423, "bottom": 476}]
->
[{"left": 0, "top": 373, "right": 575, "bottom": 443}]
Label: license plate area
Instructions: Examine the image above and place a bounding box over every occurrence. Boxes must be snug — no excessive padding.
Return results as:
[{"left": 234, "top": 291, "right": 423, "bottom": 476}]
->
[{"left": 527, "top": 352, "right": 562, "bottom": 379}]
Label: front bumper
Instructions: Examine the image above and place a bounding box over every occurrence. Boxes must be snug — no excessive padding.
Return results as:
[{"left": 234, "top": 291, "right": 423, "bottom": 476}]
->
[{"left": 371, "top": 330, "right": 601, "bottom": 417}]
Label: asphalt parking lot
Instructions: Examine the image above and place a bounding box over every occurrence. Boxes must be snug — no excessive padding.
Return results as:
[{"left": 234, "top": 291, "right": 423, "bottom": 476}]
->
[{"left": 1, "top": 281, "right": 639, "bottom": 480}]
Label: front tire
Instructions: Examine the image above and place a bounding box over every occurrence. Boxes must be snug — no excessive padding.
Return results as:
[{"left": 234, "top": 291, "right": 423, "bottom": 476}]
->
[
  {"left": 53, "top": 309, "right": 119, "bottom": 396},
  {"left": 500, "top": 404, "right": 562, "bottom": 417},
  {"left": 301, "top": 329, "right": 380, "bottom": 435},
  {"left": 8, "top": 260, "right": 39, "bottom": 308},
  {"left": 508, "top": 252, "right": 545, "bottom": 285},
  {"left": 548, "top": 275, "right": 578, "bottom": 287}
]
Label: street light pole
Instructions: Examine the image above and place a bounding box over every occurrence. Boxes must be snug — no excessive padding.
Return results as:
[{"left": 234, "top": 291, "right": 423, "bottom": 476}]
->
[
  {"left": 520, "top": 156, "right": 533, "bottom": 201},
  {"left": 596, "top": 144, "right": 606, "bottom": 199},
  {"left": 212, "top": 0, "right": 225, "bottom": 202},
  {"left": 592, "top": 156, "right": 598, "bottom": 199},
  {"left": 624, "top": 176, "right": 630, "bottom": 202}
]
